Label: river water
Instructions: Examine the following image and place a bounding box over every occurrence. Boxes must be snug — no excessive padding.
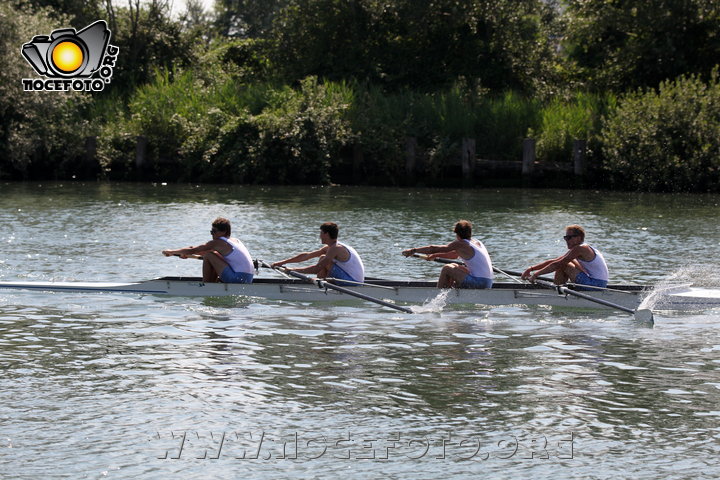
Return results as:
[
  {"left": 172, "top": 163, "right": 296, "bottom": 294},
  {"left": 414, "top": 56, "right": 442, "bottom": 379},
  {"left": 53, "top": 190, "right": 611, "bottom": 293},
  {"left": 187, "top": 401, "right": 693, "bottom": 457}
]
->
[{"left": 1, "top": 182, "right": 719, "bottom": 479}]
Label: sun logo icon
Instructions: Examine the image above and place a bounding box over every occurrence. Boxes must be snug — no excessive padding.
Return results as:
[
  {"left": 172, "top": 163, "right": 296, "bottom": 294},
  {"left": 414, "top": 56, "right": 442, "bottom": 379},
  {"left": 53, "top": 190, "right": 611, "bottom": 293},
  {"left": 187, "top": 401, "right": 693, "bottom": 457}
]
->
[{"left": 51, "top": 40, "right": 85, "bottom": 74}]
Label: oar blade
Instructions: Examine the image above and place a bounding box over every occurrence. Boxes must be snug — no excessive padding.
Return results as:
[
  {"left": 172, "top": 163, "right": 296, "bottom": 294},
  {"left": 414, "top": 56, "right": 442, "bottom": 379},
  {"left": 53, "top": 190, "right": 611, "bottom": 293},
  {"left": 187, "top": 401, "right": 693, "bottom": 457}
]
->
[{"left": 634, "top": 308, "right": 654, "bottom": 324}]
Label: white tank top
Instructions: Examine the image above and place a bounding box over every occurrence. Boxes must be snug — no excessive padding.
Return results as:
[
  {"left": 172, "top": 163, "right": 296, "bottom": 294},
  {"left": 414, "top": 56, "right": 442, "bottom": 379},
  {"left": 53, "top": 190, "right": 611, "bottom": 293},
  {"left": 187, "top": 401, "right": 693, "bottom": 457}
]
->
[
  {"left": 333, "top": 242, "right": 365, "bottom": 282},
  {"left": 219, "top": 237, "right": 254, "bottom": 274},
  {"left": 461, "top": 238, "right": 493, "bottom": 279},
  {"left": 577, "top": 245, "right": 609, "bottom": 281}
]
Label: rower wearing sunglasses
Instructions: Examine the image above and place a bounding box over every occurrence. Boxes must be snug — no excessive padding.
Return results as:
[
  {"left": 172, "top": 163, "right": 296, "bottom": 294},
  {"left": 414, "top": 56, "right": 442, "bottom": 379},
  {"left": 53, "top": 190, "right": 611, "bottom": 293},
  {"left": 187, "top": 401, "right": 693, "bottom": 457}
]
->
[{"left": 521, "top": 224, "right": 608, "bottom": 290}]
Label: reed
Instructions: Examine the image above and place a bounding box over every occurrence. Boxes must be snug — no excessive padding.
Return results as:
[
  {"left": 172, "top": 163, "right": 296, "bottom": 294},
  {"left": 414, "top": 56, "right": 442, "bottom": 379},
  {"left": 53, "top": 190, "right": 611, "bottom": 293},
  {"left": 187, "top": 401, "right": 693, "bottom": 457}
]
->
[{"left": 536, "top": 92, "right": 614, "bottom": 164}]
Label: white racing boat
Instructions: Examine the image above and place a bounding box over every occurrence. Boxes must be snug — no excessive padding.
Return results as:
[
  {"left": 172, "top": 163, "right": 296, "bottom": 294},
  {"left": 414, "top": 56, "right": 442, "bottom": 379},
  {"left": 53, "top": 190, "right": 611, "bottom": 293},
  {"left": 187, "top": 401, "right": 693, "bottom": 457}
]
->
[{"left": 1, "top": 276, "right": 718, "bottom": 312}]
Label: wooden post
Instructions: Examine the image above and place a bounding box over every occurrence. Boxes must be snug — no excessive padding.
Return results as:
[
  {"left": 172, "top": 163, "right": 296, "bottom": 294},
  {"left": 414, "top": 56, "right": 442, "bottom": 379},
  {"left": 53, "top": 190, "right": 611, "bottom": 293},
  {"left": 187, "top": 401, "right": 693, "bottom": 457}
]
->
[
  {"left": 353, "top": 143, "right": 363, "bottom": 183},
  {"left": 84, "top": 136, "right": 97, "bottom": 164},
  {"left": 522, "top": 138, "right": 535, "bottom": 176},
  {"left": 461, "top": 138, "right": 476, "bottom": 180},
  {"left": 80, "top": 136, "right": 98, "bottom": 178},
  {"left": 573, "top": 140, "right": 587, "bottom": 176},
  {"left": 405, "top": 136, "right": 417, "bottom": 176},
  {"left": 135, "top": 136, "right": 147, "bottom": 169}
]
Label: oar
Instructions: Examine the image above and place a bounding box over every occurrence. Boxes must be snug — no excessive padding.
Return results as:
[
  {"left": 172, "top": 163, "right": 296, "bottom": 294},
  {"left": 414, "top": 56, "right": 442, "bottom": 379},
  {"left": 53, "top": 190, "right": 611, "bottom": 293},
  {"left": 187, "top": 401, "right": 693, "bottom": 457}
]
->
[
  {"left": 410, "top": 253, "right": 548, "bottom": 283},
  {"left": 533, "top": 278, "right": 653, "bottom": 323},
  {"left": 256, "top": 259, "right": 293, "bottom": 279},
  {"left": 256, "top": 260, "right": 396, "bottom": 290},
  {"left": 325, "top": 278, "right": 398, "bottom": 291},
  {"left": 274, "top": 266, "right": 414, "bottom": 314},
  {"left": 172, "top": 253, "right": 204, "bottom": 260}
]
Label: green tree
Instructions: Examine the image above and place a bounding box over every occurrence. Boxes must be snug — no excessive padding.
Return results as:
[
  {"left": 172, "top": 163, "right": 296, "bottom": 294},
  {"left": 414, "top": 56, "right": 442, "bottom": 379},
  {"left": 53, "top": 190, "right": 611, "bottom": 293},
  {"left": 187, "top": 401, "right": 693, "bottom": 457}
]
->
[
  {"left": 0, "top": 3, "right": 92, "bottom": 179},
  {"left": 10, "top": 0, "right": 102, "bottom": 27},
  {"left": 268, "top": 0, "right": 558, "bottom": 93},
  {"left": 214, "top": 0, "right": 290, "bottom": 37},
  {"left": 562, "top": 0, "right": 720, "bottom": 91},
  {"left": 105, "top": 0, "right": 205, "bottom": 92}
]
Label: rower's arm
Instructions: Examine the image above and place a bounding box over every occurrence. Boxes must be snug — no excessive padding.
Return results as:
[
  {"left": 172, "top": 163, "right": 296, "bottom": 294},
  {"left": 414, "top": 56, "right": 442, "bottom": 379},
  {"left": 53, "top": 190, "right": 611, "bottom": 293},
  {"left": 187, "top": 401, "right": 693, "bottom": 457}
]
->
[
  {"left": 429, "top": 251, "right": 459, "bottom": 260},
  {"left": 272, "top": 247, "right": 326, "bottom": 267},
  {"left": 292, "top": 246, "right": 338, "bottom": 274},
  {"left": 402, "top": 243, "right": 457, "bottom": 256},
  {"left": 526, "top": 247, "right": 583, "bottom": 278},
  {"left": 163, "top": 240, "right": 215, "bottom": 258},
  {"left": 290, "top": 263, "right": 324, "bottom": 275}
]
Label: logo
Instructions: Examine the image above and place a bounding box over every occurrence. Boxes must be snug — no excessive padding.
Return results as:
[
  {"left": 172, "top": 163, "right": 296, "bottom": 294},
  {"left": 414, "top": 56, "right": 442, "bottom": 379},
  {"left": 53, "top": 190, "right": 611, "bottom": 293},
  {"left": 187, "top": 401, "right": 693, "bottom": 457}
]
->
[{"left": 21, "top": 20, "right": 119, "bottom": 92}]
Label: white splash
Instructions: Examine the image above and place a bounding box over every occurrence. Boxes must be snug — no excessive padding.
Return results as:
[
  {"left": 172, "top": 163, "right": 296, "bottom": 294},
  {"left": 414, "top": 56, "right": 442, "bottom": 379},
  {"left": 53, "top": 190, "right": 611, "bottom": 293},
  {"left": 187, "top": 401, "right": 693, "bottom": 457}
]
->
[
  {"left": 639, "top": 265, "right": 720, "bottom": 310},
  {"left": 411, "top": 289, "right": 450, "bottom": 313}
]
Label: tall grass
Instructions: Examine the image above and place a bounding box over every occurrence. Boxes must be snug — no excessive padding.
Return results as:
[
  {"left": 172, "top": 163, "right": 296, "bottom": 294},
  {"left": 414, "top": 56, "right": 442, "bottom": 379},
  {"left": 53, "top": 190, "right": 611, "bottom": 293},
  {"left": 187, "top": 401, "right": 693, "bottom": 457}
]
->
[
  {"left": 477, "top": 91, "right": 541, "bottom": 161},
  {"left": 536, "top": 92, "right": 615, "bottom": 164},
  {"left": 94, "top": 60, "right": 616, "bottom": 184}
]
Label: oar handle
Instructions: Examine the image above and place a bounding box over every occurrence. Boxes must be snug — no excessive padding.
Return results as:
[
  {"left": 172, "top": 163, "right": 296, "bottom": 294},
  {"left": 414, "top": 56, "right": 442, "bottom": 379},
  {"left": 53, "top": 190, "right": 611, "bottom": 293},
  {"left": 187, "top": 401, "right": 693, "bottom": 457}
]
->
[
  {"left": 411, "top": 253, "right": 461, "bottom": 264},
  {"left": 410, "top": 253, "right": 553, "bottom": 282},
  {"left": 171, "top": 253, "right": 203, "bottom": 260}
]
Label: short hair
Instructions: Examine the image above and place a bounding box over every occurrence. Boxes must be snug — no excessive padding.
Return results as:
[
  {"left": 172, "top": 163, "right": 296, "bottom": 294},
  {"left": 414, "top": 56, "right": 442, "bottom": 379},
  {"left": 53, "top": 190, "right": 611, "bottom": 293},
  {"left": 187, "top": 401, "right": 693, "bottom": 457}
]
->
[
  {"left": 212, "top": 217, "right": 232, "bottom": 236},
  {"left": 320, "top": 222, "right": 339, "bottom": 239},
  {"left": 565, "top": 224, "right": 585, "bottom": 241},
  {"left": 453, "top": 220, "right": 472, "bottom": 240}
]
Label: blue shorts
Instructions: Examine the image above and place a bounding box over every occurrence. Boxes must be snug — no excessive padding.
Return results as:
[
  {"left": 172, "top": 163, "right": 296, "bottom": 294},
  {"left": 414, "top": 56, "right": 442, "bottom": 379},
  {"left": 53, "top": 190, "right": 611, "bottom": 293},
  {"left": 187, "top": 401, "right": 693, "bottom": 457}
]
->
[
  {"left": 220, "top": 267, "right": 253, "bottom": 284},
  {"left": 574, "top": 272, "right": 607, "bottom": 291},
  {"left": 460, "top": 275, "right": 493, "bottom": 289},
  {"left": 328, "top": 264, "right": 358, "bottom": 286}
]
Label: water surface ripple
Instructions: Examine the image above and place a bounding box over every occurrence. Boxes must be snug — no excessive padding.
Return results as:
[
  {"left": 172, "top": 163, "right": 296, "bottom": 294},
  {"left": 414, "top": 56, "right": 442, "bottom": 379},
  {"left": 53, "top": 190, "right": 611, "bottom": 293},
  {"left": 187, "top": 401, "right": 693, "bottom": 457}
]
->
[{"left": 1, "top": 183, "right": 719, "bottom": 478}]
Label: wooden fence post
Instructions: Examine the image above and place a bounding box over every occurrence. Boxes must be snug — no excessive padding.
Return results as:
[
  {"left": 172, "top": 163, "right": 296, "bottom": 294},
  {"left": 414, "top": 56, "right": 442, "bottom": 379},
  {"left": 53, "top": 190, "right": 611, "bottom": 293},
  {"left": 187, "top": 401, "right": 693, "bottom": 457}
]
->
[
  {"left": 135, "top": 136, "right": 147, "bottom": 170},
  {"left": 461, "top": 138, "right": 476, "bottom": 181},
  {"left": 522, "top": 138, "right": 535, "bottom": 176},
  {"left": 84, "top": 136, "right": 96, "bottom": 163},
  {"left": 405, "top": 136, "right": 418, "bottom": 177},
  {"left": 353, "top": 143, "right": 363, "bottom": 183},
  {"left": 573, "top": 139, "right": 587, "bottom": 176}
]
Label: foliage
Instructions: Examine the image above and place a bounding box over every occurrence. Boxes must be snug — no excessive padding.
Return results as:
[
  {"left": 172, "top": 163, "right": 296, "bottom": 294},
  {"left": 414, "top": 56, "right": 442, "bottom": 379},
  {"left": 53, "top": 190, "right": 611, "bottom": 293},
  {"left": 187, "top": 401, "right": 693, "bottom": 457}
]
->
[
  {"left": 249, "top": 77, "right": 353, "bottom": 184},
  {"left": 104, "top": 0, "right": 206, "bottom": 93},
  {"left": 2, "top": 1, "right": 720, "bottom": 191},
  {"left": 536, "top": 92, "right": 614, "bottom": 164},
  {"left": 601, "top": 70, "right": 720, "bottom": 192},
  {"left": 0, "top": 3, "right": 93, "bottom": 179},
  {"left": 267, "top": 0, "right": 558, "bottom": 93},
  {"left": 214, "top": 0, "right": 290, "bottom": 37},
  {"left": 563, "top": 0, "right": 720, "bottom": 92},
  {"left": 10, "top": 0, "right": 102, "bottom": 27},
  {"left": 476, "top": 91, "right": 541, "bottom": 162}
]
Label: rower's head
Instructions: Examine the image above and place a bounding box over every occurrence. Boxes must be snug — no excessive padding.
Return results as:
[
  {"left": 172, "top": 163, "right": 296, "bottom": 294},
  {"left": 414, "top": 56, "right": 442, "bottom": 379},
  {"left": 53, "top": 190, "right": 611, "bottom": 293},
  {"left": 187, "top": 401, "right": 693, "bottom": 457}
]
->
[
  {"left": 211, "top": 217, "right": 231, "bottom": 237},
  {"left": 564, "top": 224, "right": 585, "bottom": 246},
  {"left": 454, "top": 220, "right": 472, "bottom": 240},
  {"left": 320, "top": 222, "right": 339, "bottom": 243}
]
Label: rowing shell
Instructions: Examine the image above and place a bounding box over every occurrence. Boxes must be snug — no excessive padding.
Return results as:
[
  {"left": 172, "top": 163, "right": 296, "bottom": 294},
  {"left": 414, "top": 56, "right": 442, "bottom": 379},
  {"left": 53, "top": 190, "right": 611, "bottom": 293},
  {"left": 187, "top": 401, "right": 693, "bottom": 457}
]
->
[{"left": 1, "top": 277, "right": 719, "bottom": 311}]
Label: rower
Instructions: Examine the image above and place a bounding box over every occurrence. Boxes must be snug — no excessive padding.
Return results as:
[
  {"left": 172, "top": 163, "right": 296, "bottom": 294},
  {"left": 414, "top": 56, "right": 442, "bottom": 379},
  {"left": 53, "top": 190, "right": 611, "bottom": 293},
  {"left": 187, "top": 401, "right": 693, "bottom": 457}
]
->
[
  {"left": 402, "top": 220, "right": 493, "bottom": 289},
  {"left": 521, "top": 224, "right": 608, "bottom": 291},
  {"left": 271, "top": 222, "right": 365, "bottom": 286},
  {"left": 162, "top": 217, "right": 254, "bottom": 284}
]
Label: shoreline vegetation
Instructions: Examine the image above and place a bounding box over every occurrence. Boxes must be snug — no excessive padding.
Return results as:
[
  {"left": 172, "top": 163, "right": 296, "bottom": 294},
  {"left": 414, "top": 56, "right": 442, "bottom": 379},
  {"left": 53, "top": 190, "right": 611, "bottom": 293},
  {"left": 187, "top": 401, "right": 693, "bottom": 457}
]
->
[{"left": 1, "top": 1, "right": 719, "bottom": 192}]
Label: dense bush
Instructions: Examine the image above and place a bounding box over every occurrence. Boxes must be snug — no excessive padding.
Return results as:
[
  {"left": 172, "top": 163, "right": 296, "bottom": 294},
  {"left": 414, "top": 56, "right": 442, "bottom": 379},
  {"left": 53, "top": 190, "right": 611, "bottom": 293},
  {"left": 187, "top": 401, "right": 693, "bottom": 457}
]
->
[{"left": 601, "top": 70, "right": 720, "bottom": 192}]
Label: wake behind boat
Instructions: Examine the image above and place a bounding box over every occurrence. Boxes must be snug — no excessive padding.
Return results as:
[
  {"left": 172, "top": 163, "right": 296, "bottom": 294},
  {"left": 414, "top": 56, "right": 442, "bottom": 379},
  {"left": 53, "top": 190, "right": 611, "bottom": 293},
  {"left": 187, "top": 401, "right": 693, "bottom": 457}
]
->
[{"left": 1, "top": 276, "right": 718, "bottom": 311}]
